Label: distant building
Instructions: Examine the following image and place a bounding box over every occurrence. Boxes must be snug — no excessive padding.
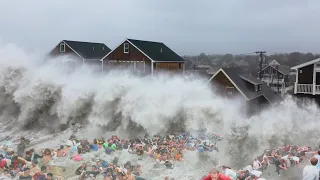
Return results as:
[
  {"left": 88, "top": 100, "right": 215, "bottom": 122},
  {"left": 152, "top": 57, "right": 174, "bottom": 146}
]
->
[
  {"left": 268, "top": 59, "right": 280, "bottom": 67},
  {"left": 208, "top": 68, "right": 278, "bottom": 114},
  {"left": 258, "top": 60, "right": 291, "bottom": 93},
  {"left": 227, "top": 60, "right": 249, "bottom": 72},
  {"left": 47, "top": 40, "right": 111, "bottom": 71},
  {"left": 186, "top": 64, "right": 219, "bottom": 80},
  {"left": 101, "top": 38, "right": 185, "bottom": 76}
]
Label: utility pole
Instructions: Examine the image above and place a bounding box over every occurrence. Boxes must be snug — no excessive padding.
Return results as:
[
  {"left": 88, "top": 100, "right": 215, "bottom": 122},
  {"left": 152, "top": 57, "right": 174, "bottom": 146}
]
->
[
  {"left": 255, "top": 51, "right": 266, "bottom": 80},
  {"left": 276, "top": 65, "right": 280, "bottom": 93}
]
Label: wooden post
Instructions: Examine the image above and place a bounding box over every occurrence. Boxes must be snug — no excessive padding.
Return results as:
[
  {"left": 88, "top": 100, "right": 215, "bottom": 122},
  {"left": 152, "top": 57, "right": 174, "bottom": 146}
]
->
[
  {"left": 313, "top": 64, "right": 316, "bottom": 95},
  {"left": 294, "top": 69, "right": 298, "bottom": 94}
]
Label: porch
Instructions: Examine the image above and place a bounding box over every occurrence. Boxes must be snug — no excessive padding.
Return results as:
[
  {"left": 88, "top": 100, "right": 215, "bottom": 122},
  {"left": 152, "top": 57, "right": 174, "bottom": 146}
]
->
[{"left": 294, "top": 84, "right": 320, "bottom": 94}]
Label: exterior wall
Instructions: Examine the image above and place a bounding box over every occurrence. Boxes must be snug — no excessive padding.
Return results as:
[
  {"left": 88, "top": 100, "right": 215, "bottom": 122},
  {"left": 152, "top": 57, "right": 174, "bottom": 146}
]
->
[
  {"left": 155, "top": 62, "right": 184, "bottom": 74},
  {"left": 103, "top": 40, "right": 184, "bottom": 75},
  {"left": 103, "top": 40, "right": 152, "bottom": 75},
  {"left": 297, "top": 64, "right": 314, "bottom": 84},
  {"left": 47, "top": 42, "right": 83, "bottom": 70},
  {"left": 211, "top": 71, "right": 242, "bottom": 98},
  {"left": 48, "top": 42, "right": 81, "bottom": 61}
]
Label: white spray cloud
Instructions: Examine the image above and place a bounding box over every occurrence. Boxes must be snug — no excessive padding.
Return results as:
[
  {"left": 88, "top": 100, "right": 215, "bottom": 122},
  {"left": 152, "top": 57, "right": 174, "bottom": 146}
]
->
[{"left": 1, "top": 42, "right": 320, "bottom": 176}]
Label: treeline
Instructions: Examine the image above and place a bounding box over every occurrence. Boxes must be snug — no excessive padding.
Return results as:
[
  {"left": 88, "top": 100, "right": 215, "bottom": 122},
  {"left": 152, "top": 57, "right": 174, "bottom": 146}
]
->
[{"left": 183, "top": 52, "right": 320, "bottom": 70}]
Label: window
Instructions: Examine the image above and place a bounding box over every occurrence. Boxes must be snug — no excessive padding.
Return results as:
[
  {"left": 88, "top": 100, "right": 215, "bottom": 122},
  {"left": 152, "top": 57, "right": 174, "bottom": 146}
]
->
[
  {"left": 258, "top": 84, "right": 262, "bottom": 91},
  {"left": 60, "top": 43, "right": 65, "bottom": 52},
  {"left": 299, "top": 70, "right": 302, "bottom": 73},
  {"left": 124, "top": 43, "right": 129, "bottom": 53},
  {"left": 255, "top": 85, "right": 258, "bottom": 92},
  {"left": 225, "top": 87, "right": 234, "bottom": 96},
  {"left": 178, "top": 63, "right": 182, "bottom": 70}
]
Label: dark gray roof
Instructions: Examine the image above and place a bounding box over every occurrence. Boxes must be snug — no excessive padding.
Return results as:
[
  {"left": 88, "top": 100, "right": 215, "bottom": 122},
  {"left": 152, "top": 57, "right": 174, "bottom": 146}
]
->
[
  {"left": 63, "top": 40, "right": 111, "bottom": 59},
  {"left": 228, "top": 60, "right": 249, "bottom": 67},
  {"left": 127, "top": 39, "right": 185, "bottom": 62},
  {"left": 221, "top": 68, "right": 279, "bottom": 103},
  {"left": 260, "top": 65, "right": 291, "bottom": 75},
  {"left": 276, "top": 65, "right": 290, "bottom": 75},
  {"left": 239, "top": 74, "right": 262, "bottom": 85}
]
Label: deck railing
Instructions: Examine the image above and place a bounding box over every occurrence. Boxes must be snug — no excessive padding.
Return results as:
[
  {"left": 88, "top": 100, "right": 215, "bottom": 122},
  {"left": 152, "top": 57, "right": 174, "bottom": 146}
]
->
[
  {"left": 294, "top": 84, "right": 320, "bottom": 94},
  {"left": 296, "top": 84, "right": 312, "bottom": 94}
]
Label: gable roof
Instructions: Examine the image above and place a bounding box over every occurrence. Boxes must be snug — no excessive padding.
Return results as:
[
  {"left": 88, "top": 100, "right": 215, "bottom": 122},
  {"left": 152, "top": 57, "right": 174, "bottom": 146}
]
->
[
  {"left": 259, "top": 65, "right": 290, "bottom": 75},
  {"left": 291, "top": 57, "right": 320, "bottom": 70},
  {"left": 62, "top": 40, "right": 111, "bottom": 60},
  {"left": 208, "top": 68, "right": 278, "bottom": 103},
  {"left": 228, "top": 60, "right": 249, "bottom": 67},
  {"left": 101, "top": 38, "right": 185, "bottom": 62},
  {"left": 268, "top": 59, "right": 280, "bottom": 66}
]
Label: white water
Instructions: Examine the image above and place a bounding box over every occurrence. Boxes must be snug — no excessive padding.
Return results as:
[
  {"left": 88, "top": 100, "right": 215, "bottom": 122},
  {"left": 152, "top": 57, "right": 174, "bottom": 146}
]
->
[{"left": 0, "top": 42, "right": 319, "bottom": 179}]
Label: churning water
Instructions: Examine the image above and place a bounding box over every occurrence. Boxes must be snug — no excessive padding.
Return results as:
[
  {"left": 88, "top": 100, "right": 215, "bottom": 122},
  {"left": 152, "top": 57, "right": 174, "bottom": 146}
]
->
[{"left": 0, "top": 42, "right": 320, "bottom": 179}]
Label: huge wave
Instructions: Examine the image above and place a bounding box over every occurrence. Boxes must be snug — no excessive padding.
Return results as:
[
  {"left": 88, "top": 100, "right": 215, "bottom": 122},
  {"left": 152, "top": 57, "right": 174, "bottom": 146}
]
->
[{"left": 0, "top": 42, "right": 320, "bottom": 171}]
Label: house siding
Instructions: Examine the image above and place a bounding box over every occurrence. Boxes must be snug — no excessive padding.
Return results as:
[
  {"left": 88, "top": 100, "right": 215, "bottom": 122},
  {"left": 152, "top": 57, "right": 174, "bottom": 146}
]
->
[
  {"left": 298, "top": 64, "right": 314, "bottom": 84},
  {"left": 47, "top": 42, "right": 83, "bottom": 67},
  {"left": 155, "top": 62, "right": 184, "bottom": 74},
  {"left": 211, "top": 71, "right": 242, "bottom": 98},
  {"left": 103, "top": 40, "right": 152, "bottom": 75}
]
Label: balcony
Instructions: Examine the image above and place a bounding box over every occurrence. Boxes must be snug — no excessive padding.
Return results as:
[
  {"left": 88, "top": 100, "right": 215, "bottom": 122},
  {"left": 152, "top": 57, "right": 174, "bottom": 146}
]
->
[
  {"left": 294, "top": 84, "right": 320, "bottom": 94},
  {"left": 261, "top": 77, "right": 284, "bottom": 84}
]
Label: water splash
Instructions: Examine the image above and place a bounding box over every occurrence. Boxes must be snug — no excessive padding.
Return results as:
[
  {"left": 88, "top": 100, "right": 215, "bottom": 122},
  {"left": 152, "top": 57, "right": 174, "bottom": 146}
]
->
[{"left": 0, "top": 42, "right": 319, "bottom": 179}]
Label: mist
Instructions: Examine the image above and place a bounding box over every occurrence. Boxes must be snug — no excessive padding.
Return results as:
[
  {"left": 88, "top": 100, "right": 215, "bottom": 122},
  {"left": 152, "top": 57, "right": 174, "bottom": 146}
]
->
[{"left": 0, "top": 42, "right": 320, "bottom": 179}]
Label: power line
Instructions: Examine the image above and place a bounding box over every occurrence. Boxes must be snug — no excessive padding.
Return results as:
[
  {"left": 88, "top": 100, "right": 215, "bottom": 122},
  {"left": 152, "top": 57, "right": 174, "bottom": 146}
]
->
[{"left": 255, "top": 51, "right": 266, "bottom": 80}]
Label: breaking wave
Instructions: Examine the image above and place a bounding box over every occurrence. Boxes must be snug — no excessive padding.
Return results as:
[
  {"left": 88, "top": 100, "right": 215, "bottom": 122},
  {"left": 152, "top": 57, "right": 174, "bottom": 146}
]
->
[{"left": 0, "top": 42, "right": 320, "bottom": 174}]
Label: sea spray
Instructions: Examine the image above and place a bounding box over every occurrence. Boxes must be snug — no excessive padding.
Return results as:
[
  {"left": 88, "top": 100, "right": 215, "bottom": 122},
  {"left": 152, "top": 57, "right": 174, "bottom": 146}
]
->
[{"left": 0, "top": 42, "right": 320, "bottom": 179}]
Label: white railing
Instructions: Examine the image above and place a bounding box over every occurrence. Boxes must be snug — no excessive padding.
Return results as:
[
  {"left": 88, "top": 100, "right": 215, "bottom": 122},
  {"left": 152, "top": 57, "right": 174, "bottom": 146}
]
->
[
  {"left": 261, "top": 77, "right": 284, "bottom": 84},
  {"left": 315, "top": 85, "right": 320, "bottom": 94},
  {"left": 296, "top": 84, "right": 314, "bottom": 94}
]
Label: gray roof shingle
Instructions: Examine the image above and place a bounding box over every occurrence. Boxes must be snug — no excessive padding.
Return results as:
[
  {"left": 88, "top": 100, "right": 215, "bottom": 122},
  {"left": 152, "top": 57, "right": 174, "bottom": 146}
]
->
[
  {"left": 127, "top": 39, "right": 185, "bottom": 62},
  {"left": 64, "top": 40, "right": 111, "bottom": 59},
  {"left": 221, "top": 68, "right": 279, "bottom": 103}
]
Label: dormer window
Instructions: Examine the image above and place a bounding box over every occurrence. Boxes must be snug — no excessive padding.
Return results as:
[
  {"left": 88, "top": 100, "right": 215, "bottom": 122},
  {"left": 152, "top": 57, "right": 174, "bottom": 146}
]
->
[
  {"left": 60, "top": 43, "right": 65, "bottom": 52},
  {"left": 124, "top": 43, "right": 129, "bottom": 53},
  {"left": 255, "top": 84, "right": 262, "bottom": 92}
]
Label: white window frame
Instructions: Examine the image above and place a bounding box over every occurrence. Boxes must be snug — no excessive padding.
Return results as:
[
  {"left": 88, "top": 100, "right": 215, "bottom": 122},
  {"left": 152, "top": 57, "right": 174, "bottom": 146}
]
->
[
  {"left": 124, "top": 43, "right": 129, "bottom": 53},
  {"left": 60, "top": 43, "right": 65, "bottom": 52},
  {"left": 255, "top": 85, "right": 259, "bottom": 92},
  {"left": 258, "top": 84, "right": 262, "bottom": 91},
  {"left": 225, "top": 87, "right": 234, "bottom": 95}
]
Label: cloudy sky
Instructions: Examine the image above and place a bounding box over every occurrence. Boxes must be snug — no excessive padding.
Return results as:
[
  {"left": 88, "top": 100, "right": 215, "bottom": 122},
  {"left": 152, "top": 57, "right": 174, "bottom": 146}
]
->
[{"left": 1, "top": 0, "right": 320, "bottom": 55}]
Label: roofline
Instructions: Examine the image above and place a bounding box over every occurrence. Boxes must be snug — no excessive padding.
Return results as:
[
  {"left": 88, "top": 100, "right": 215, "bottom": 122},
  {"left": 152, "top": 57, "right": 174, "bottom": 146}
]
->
[
  {"left": 291, "top": 58, "right": 320, "bottom": 70},
  {"left": 62, "top": 40, "right": 85, "bottom": 60},
  {"left": 45, "top": 40, "right": 85, "bottom": 60},
  {"left": 100, "top": 39, "right": 185, "bottom": 63},
  {"left": 100, "top": 39, "right": 155, "bottom": 63},
  {"left": 154, "top": 61, "right": 185, "bottom": 63},
  {"left": 258, "top": 65, "right": 287, "bottom": 75},
  {"left": 207, "top": 68, "right": 249, "bottom": 100},
  {"left": 262, "top": 94, "right": 273, "bottom": 104}
]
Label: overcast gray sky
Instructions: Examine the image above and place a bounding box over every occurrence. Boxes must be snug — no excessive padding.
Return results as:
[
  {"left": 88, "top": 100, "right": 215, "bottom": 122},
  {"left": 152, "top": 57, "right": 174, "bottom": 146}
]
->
[{"left": 1, "top": 0, "right": 320, "bottom": 55}]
